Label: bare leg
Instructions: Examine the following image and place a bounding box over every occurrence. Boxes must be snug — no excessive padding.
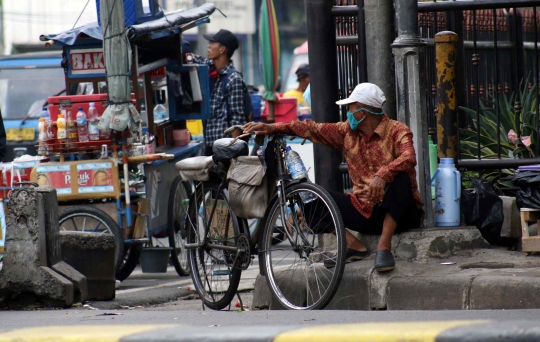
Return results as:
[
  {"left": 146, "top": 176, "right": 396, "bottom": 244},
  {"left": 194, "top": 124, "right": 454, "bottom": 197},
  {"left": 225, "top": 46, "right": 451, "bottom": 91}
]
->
[
  {"left": 377, "top": 213, "right": 397, "bottom": 251},
  {"left": 346, "top": 229, "right": 368, "bottom": 252}
]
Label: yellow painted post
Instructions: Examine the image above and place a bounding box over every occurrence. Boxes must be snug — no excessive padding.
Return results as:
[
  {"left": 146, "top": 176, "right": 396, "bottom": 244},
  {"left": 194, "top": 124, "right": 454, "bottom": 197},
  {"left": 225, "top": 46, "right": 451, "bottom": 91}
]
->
[{"left": 435, "top": 31, "right": 459, "bottom": 159}]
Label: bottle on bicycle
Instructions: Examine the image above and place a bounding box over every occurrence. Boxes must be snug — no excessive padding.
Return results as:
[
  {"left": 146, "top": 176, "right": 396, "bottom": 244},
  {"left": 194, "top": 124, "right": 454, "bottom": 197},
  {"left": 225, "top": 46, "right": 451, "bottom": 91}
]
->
[{"left": 284, "top": 146, "right": 317, "bottom": 203}]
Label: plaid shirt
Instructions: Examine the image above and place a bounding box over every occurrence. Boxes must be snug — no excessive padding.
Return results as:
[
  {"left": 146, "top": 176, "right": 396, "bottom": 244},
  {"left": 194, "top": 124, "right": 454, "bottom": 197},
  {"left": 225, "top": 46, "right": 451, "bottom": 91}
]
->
[{"left": 192, "top": 56, "right": 245, "bottom": 147}]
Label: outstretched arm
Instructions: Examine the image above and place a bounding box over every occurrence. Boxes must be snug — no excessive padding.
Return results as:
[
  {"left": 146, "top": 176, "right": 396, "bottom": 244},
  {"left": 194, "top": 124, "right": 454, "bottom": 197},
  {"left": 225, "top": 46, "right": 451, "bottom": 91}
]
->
[{"left": 243, "top": 120, "right": 348, "bottom": 152}]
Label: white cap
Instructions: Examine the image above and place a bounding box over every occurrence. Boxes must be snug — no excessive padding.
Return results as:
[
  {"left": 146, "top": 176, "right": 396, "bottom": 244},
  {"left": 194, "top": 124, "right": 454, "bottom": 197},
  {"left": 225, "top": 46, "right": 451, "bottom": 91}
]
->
[{"left": 335, "top": 83, "right": 386, "bottom": 108}]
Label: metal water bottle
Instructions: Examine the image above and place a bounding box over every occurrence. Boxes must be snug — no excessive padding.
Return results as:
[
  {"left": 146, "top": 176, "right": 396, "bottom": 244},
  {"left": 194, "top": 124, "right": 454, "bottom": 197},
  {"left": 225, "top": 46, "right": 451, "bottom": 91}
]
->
[{"left": 431, "top": 158, "right": 461, "bottom": 227}]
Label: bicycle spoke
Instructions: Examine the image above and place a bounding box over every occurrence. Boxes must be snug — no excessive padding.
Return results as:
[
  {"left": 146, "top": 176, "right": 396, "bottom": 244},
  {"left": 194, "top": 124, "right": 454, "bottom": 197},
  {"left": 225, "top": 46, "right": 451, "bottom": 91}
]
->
[{"left": 264, "top": 185, "right": 345, "bottom": 310}]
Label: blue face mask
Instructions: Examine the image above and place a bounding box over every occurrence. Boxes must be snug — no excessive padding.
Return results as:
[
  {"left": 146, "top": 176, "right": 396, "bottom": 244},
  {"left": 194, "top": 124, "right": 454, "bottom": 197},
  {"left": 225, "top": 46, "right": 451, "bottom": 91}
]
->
[
  {"left": 346, "top": 107, "right": 385, "bottom": 130},
  {"left": 347, "top": 108, "right": 365, "bottom": 131}
]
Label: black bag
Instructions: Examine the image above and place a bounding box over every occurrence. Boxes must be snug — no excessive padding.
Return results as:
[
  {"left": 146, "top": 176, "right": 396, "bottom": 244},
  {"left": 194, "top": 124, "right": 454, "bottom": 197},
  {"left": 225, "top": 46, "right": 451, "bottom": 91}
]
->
[
  {"left": 461, "top": 178, "right": 504, "bottom": 245},
  {"left": 512, "top": 171, "right": 540, "bottom": 209}
]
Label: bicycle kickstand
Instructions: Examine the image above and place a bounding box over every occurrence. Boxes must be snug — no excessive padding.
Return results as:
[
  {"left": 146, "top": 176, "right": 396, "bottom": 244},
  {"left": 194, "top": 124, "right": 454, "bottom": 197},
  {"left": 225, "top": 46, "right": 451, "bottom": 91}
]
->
[{"left": 236, "top": 292, "right": 244, "bottom": 311}]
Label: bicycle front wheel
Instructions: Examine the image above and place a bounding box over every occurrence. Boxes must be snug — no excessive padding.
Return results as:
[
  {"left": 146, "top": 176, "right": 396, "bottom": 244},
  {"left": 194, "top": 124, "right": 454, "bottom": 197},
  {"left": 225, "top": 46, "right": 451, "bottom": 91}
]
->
[
  {"left": 260, "top": 182, "right": 346, "bottom": 310},
  {"left": 186, "top": 181, "right": 242, "bottom": 310}
]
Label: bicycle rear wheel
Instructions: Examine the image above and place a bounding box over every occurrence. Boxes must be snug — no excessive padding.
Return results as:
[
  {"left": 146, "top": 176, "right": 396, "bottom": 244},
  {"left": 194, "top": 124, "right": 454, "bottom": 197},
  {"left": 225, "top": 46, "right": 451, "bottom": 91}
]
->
[
  {"left": 260, "top": 182, "right": 346, "bottom": 310},
  {"left": 168, "top": 176, "right": 192, "bottom": 276},
  {"left": 186, "top": 181, "right": 242, "bottom": 310}
]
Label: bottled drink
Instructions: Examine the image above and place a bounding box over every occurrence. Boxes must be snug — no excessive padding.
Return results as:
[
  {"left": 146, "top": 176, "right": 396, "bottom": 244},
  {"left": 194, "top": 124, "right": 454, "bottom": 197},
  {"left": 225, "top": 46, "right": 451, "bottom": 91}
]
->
[
  {"left": 38, "top": 118, "right": 48, "bottom": 155},
  {"left": 153, "top": 104, "right": 167, "bottom": 120},
  {"left": 76, "top": 107, "right": 89, "bottom": 142},
  {"left": 66, "top": 111, "right": 78, "bottom": 148},
  {"left": 284, "top": 146, "right": 317, "bottom": 204},
  {"left": 57, "top": 113, "right": 67, "bottom": 145},
  {"left": 40, "top": 107, "right": 50, "bottom": 120},
  {"left": 88, "top": 102, "right": 100, "bottom": 141}
]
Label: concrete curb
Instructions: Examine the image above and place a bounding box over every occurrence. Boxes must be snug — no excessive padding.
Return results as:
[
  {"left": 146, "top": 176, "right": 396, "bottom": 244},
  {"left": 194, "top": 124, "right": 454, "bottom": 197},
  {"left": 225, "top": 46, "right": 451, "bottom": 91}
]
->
[
  {"left": 253, "top": 248, "right": 540, "bottom": 310},
  {"left": 3, "top": 321, "right": 540, "bottom": 341}
]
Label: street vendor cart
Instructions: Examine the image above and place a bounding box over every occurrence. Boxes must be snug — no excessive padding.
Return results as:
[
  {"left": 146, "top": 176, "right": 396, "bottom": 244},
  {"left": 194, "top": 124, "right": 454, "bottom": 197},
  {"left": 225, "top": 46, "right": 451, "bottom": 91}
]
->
[{"left": 34, "top": 0, "right": 215, "bottom": 280}]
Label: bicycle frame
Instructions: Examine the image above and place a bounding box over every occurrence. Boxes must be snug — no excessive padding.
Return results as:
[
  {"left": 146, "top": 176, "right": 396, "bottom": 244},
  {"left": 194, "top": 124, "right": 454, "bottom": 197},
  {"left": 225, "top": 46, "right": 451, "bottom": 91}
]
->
[{"left": 185, "top": 134, "right": 312, "bottom": 262}]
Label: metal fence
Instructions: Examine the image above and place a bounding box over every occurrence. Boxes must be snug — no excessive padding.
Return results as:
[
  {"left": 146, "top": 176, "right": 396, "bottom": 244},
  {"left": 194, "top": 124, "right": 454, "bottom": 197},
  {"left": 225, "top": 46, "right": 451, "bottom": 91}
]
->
[
  {"left": 332, "top": 0, "right": 540, "bottom": 193},
  {"left": 418, "top": 1, "right": 540, "bottom": 170}
]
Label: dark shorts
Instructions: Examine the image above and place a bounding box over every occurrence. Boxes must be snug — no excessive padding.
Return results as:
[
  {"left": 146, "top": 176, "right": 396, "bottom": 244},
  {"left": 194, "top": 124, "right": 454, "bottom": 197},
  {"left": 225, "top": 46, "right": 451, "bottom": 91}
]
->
[{"left": 304, "top": 172, "right": 423, "bottom": 235}]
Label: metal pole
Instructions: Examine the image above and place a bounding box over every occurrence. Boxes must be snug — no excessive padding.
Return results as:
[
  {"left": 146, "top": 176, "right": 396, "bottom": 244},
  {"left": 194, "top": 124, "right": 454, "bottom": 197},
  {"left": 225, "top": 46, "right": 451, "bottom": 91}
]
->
[
  {"left": 0, "top": 2, "right": 4, "bottom": 55},
  {"left": 392, "top": 0, "right": 434, "bottom": 227},
  {"left": 364, "top": 0, "right": 396, "bottom": 119},
  {"left": 435, "top": 31, "right": 459, "bottom": 159},
  {"left": 305, "top": 0, "right": 343, "bottom": 192}
]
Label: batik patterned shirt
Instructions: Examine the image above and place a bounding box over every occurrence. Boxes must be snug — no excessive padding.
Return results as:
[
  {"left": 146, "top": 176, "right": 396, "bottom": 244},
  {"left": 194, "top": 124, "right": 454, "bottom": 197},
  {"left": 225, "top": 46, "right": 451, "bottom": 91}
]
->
[
  {"left": 274, "top": 115, "right": 423, "bottom": 218},
  {"left": 192, "top": 56, "right": 245, "bottom": 147}
]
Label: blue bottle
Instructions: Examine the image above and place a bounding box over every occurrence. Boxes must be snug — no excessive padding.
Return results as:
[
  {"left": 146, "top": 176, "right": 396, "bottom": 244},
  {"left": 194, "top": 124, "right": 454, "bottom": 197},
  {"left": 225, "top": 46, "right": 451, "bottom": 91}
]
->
[{"left": 431, "top": 158, "right": 461, "bottom": 227}]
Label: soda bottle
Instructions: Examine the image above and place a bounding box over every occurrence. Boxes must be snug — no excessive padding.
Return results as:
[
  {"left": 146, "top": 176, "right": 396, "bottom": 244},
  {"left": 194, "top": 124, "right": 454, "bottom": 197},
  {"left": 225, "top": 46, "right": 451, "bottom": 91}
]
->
[
  {"left": 66, "top": 111, "right": 78, "bottom": 148},
  {"left": 76, "top": 107, "right": 89, "bottom": 142},
  {"left": 284, "top": 146, "right": 317, "bottom": 204},
  {"left": 57, "top": 113, "right": 67, "bottom": 146},
  {"left": 88, "top": 102, "right": 100, "bottom": 141}
]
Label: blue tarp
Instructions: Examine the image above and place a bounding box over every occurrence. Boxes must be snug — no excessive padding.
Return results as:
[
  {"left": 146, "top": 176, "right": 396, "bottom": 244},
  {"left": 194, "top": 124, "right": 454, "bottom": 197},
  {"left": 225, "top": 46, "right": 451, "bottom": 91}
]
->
[
  {"left": 39, "top": 4, "right": 215, "bottom": 46},
  {"left": 39, "top": 22, "right": 103, "bottom": 46}
]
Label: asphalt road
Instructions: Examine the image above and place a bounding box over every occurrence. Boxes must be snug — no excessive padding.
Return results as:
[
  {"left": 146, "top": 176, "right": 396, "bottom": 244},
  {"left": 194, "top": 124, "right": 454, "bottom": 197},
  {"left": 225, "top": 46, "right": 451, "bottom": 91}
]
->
[{"left": 2, "top": 304, "right": 540, "bottom": 331}]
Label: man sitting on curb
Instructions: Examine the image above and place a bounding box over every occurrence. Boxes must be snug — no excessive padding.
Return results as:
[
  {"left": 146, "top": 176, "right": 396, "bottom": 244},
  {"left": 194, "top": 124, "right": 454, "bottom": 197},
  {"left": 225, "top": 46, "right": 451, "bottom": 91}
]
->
[{"left": 243, "top": 83, "right": 424, "bottom": 272}]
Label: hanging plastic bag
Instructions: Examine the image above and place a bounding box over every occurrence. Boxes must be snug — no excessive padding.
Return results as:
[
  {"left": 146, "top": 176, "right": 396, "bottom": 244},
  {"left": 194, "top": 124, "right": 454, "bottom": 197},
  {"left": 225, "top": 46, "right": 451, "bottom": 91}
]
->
[{"left": 460, "top": 178, "right": 504, "bottom": 245}]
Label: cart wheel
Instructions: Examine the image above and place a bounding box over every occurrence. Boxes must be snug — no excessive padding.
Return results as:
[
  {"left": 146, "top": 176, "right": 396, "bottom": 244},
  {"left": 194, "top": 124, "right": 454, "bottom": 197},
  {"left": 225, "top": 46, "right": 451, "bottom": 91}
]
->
[
  {"left": 59, "top": 206, "right": 125, "bottom": 273},
  {"left": 116, "top": 244, "right": 142, "bottom": 281},
  {"left": 168, "top": 176, "right": 192, "bottom": 276}
]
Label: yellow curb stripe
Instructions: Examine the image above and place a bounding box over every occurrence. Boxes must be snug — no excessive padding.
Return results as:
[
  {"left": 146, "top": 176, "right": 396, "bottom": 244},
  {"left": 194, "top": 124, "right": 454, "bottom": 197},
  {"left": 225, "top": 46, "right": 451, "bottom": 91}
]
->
[
  {"left": 274, "top": 320, "right": 488, "bottom": 342},
  {"left": 0, "top": 325, "right": 175, "bottom": 342}
]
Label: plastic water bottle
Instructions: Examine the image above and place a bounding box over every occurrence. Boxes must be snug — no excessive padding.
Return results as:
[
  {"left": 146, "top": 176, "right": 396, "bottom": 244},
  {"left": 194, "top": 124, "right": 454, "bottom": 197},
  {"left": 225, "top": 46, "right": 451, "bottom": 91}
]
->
[
  {"left": 76, "top": 107, "right": 89, "bottom": 142},
  {"left": 284, "top": 146, "right": 317, "bottom": 204},
  {"left": 88, "top": 102, "right": 100, "bottom": 141},
  {"left": 431, "top": 158, "right": 461, "bottom": 227},
  {"left": 153, "top": 104, "right": 167, "bottom": 120}
]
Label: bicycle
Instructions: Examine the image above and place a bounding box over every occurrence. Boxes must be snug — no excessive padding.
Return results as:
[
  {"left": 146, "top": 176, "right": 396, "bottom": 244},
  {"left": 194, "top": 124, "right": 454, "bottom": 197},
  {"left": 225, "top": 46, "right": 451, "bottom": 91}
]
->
[{"left": 177, "top": 126, "right": 346, "bottom": 310}]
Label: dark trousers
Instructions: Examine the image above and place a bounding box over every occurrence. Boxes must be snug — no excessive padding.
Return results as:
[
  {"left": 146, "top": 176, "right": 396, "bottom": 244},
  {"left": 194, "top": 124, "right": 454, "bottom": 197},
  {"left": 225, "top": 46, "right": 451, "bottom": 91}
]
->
[{"left": 304, "top": 172, "right": 422, "bottom": 235}]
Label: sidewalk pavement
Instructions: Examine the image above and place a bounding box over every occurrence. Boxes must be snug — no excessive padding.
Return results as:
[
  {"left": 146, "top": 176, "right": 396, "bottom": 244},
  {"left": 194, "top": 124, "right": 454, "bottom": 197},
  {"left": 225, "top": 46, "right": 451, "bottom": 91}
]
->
[{"left": 2, "top": 320, "right": 540, "bottom": 341}]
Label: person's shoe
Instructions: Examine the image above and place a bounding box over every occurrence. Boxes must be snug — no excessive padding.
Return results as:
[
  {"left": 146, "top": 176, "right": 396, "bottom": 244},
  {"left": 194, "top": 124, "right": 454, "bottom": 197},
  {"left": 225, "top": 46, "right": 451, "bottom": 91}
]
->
[
  {"left": 324, "top": 248, "right": 370, "bottom": 268},
  {"left": 374, "top": 250, "right": 395, "bottom": 272}
]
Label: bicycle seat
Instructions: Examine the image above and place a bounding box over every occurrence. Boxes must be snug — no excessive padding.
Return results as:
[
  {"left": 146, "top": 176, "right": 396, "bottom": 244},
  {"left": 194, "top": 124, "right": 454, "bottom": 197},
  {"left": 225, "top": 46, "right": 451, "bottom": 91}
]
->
[
  {"left": 212, "top": 138, "right": 248, "bottom": 162},
  {"left": 175, "top": 156, "right": 214, "bottom": 182},
  {"left": 176, "top": 156, "right": 214, "bottom": 172}
]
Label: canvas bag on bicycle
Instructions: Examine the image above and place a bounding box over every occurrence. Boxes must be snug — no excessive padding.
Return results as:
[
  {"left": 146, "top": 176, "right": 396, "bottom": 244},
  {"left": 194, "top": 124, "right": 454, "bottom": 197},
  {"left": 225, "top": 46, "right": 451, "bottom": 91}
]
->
[{"left": 227, "top": 156, "right": 268, "bottom": 219}]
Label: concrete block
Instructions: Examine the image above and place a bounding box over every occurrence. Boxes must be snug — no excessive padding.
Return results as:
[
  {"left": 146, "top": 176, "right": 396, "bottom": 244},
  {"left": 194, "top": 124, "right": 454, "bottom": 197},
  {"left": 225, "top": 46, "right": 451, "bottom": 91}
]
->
[
  {"left": 470, "top": 275, "right": 540, "bottom": 309},
  {"left": 387, "top": 276, "right": 471, "bottom": 310},
  {"left": 60, "top": 231, "right": 116, "bottom": 301},
  {"left": 359, "top": 227, "right": 490, "bottom": 260},
  {"left": 0, "top": 187, "right": 85, "bottom": 307},
  {"left": 500, "top": 196, "right": 522, "bottom": 239}
]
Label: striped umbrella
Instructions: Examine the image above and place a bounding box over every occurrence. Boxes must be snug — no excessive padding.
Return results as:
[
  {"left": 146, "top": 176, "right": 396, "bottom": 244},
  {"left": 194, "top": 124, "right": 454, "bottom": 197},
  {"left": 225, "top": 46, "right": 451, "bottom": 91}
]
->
[{"left": 259, "top": 0, "right": 280, "bottom": 123}]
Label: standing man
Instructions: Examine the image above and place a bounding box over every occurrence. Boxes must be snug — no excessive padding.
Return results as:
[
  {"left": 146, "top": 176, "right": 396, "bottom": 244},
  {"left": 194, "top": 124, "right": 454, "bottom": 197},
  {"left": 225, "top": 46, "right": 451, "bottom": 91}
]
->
[
  {"left": 244, "top": 83, "right": 424, "bottom": 272},
  {"left": 185, "top": 29, "right": 247, "bottom": 156},
  {"left": 283, "top": 64, "right": 310, "bottom": 107}
]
